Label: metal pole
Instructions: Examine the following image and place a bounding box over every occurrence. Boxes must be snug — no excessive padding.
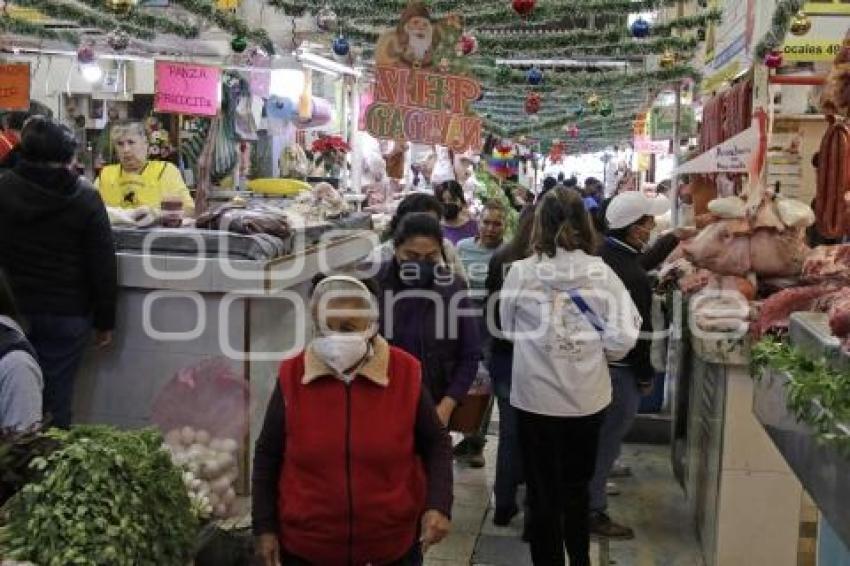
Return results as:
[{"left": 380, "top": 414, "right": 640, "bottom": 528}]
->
[
  {"left": 348, "top": 77, "right": 363, "bottom": 193},
  {"left": 670, "top": 83, "right": 682, "bottom": 227}
]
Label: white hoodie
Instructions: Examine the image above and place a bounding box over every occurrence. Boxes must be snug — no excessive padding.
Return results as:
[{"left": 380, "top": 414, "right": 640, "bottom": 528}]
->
[
  {"left": 499, "top": 249, "right": 642, "bottom": 417},
  {"left": 0, "top": 315, "right": 43, "bottom": 430}
]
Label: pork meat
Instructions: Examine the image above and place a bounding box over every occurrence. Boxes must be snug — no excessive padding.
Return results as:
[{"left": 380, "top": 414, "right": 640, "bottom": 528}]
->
[
  {"left": 752, "top": 284, "right": 840, "bottom": 338},
  {"left": 750, "top": 228, "right": 810, "bottom": 278},
  {"left": 683, "top": 220, "right": 752, "bottom": 276},
  {"left": 802, "top": 244, "right": 850, "bottom": 284}
]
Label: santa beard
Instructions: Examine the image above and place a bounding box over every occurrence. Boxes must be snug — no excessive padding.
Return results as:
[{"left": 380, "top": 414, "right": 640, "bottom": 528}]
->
[{"left": 406, "top": 26, "right": 433, "bottom": 61}]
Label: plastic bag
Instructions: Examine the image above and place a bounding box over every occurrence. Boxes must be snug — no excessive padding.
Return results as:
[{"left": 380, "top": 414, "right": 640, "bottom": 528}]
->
[{"left": 151, "top": 358, "right": 247, "bottom": 520}]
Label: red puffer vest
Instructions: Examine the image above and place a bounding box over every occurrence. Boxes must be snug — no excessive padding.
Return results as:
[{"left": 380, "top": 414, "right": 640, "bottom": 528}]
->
[{"left": 277, "top": 347, "right": 427, "bottom": 566}]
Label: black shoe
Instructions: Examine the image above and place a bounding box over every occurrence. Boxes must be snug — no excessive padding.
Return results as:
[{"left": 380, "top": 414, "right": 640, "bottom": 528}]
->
[
  {"left": 493, "top": 505, "right": 519, "bottom": 527},
  {"left": 589, "top": 511, "right": 635, "bottom": 540},
  {"left": 466, "top": 451, "right": 486, "bottom": 468},
  {"left": 453, "top": 438, "right": 474, "bottom": 458}
]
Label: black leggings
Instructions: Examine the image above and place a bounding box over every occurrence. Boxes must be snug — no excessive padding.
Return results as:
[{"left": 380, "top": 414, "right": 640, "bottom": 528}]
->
[{"left": 517, "top": 408, "right": 605, "bottom": 566}]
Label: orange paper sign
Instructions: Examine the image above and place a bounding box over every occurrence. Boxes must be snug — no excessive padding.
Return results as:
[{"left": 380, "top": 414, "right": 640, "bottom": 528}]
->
[{"left": 0, "top": 63, "right": 31, "bottom": 111}]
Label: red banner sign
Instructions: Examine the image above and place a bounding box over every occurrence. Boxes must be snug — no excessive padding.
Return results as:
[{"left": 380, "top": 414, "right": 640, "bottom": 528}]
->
[{"left": 0, "top": 63, "right": 30, "bottom": 111}]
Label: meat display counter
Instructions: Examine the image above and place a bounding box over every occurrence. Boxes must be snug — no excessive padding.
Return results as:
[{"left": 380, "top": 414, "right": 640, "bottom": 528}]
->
[
  {"left": 72, "top": 217, "right": 376, "bottom": 490},
  {"left": 667, "top": 292, "right": 804, "bottom": 566},
  {"left": 754, "top": 313, "right": 850, "bottom": 565}
]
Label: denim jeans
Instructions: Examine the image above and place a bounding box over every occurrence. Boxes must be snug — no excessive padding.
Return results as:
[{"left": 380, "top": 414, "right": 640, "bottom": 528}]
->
[
  {"left": 489, "top": 348, "right": 524, "bottom": 512},
  {"left": 24, "top": 314, "right": 92, "bottom": 428},
  {"left": 589, "top": 366, "right": 642, "bottom": 513}
]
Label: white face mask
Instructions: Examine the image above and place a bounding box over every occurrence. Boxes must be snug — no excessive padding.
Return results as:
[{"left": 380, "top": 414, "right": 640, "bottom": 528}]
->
[{"left": 312, "top": 333, "right": 370, "bottom": 380}]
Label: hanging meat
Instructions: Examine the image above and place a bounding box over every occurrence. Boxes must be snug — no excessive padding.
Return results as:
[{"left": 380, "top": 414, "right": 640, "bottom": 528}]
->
[{"left": 815, "top": 116, "right": 850, "bottom": 239}]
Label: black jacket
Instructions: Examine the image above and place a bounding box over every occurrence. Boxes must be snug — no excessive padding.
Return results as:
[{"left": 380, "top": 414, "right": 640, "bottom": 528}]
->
[
  {"left": 599, "top": 234, "right": 679, "bottom": 385},
  {"left": 0, "top": 163, "right": 117, "bottom": 330}
]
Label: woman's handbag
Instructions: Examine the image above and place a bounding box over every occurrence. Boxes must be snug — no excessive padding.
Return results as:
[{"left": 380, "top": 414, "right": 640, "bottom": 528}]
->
[{"left": 449, "top": 363, "right": 492, "bottom": 434}]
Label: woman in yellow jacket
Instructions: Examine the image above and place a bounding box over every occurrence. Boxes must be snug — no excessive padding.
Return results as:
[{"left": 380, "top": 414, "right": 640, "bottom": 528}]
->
[{"left": 95, "top": 121, "right": 195, "bottom": 215}]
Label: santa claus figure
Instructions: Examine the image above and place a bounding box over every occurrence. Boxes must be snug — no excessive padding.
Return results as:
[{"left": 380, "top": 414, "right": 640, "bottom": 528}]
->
[{"left": 375, "top": 2, "right": 440, "bottom": 68}]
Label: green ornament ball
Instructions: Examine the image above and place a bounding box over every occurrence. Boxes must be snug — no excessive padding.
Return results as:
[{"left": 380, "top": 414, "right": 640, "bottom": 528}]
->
[{"left": 231, "top": 36, "right": 248, "bottom": 53}]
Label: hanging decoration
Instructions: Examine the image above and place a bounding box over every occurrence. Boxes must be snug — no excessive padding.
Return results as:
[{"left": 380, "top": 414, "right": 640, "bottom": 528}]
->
[
  {"left": 697, "top": 27, "right": 706, "bottom": 41},
  {"left": 598, "top": 100, "right": 614, "bottom": 116},
  {"left": 107, "top": 0, "right": 137, "bottom": 14},
  {"left": 106, "top": 28, "right": 130, "bottom": 51},
  {"left": 548, "top": 138, "right": 567, "bottom": 163},
  {"left": 587, "top": 93, "right": 601, "bottom": 113},
  {"left": 316, "top": 5, "right": 339, "bottom": 31},
  {"left": 247, "top": 46, "right": 270, "bottom": 66},
  {"left": 488, "top": 142, "right": 519, "bottom": 180},
  {"left": 457, "top": 34, "right": 478, "bottom": 56},
  {"left": 496, "top": 65, "right": 513, "bottom": 85},
  {"left": 630, "top": 17, "right": 651, "bottom": 38},
  {"left": 659, "top": 50, "right": 677, "bottom": 69},
  {"left": 527, "top": 67, "right": 544, "bottom": 86},
  {"left": 77, "top": 43, "right": 96, "bottom": 64},
  {"left": 789, "top": 11, "right": 811, "bottom": 36},
  {"left": 764, "top": 50, "right": 784, "bottom": 69},
  {"left": 332, "top": 35, "right": 350, "bottom": 57},
  {"left": 231, "top": 35, "right": 248, "bottom": 53},
  {"left": 754, "top": 0, "right": 806, "bottom": 58},
  {"left": 574, "top": 104, "right": 585, "bottom": 117},
  {"left": 525, "top": 92, "right": 541, "bottom": 114},
  {"left": 169, "top": 0, "right": 275, "bottom": 54},
  {"left": 564, "top": 123, "right": 580, "bottom": 138},
  {"left": 512, "top": 0, "right": 536, "bottom": 18}
]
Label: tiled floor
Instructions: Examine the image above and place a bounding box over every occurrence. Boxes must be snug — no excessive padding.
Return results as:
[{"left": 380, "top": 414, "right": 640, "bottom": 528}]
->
[{"left": 426, "top": 429, "right": 704, "bottom": 566}]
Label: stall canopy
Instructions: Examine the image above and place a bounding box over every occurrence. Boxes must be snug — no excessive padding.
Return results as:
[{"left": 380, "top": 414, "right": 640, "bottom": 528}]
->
[{"left": 675, "top": 125, "right": 758, "bottom": 174}]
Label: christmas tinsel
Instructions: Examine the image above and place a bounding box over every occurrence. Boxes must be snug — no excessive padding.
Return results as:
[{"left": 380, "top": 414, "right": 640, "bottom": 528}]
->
[
  {"left": 754, "top": 0, "right": 806, "bottom": 58},
  {"left": 10, "top": 0, "right": 156, "bottom": 40},
  {"left": 479, "top": 36, "right": 699, "bottom": 58},
  {"left": 73, "top": 0, "right": 200, "bottom": 39},
  {"left": 0, "top": 15, "right": 79, "bottom": 44},
  {"left": 270, "top": 0, "right": 685, "bottom": 19},
  {"left": 169, "top": 0, "right": 275, "bottom": 53},
  {"left": 475, "top": 63, "right": 701, "bottom": 90}
]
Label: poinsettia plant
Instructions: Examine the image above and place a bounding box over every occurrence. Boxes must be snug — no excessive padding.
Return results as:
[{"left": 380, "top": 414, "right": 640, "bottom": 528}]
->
[{"left": 310, "top": 134, "right": 350, "bottom": 177}]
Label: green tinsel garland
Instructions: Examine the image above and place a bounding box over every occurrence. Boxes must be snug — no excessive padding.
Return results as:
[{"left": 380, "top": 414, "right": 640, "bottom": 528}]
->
[
  {"left": 480, "top": 36, "right": 699, "bottom": 58},
  {"left": 169, "top": 0, "right": 275, "bottom": 53},
  {"left": 475, "top": 63, "right": 701, "bottom": 90},
  {"left": 754, "top": 0, "right": 806, "bottom": 58},
  {"left": 0, "top": 15, "right": 79, "bottom": 43},
  {"left": 11, "top": 0, "right": 156, "bottom": 40},
  {"left": 476, "top": 10, "right": 721, "bottom": 51},
  {"left": 483, "top": 111, "right": 640, "bottom": 137},
  {"left": 73, "top": 0, "right": 200, "bottom": 39},
  {"left": 270, "top": 0, "right": 684, "bottom": 19}
]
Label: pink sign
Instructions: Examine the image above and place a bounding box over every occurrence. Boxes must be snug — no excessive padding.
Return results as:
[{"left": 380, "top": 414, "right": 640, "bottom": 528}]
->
[
  {"left": 250, "top": 70, "right": 270, "bottom": 99},
  {"left": 633, "top": 136, "right": 669, "bottom": 155},
  {"left": 154, "top": 61, "right": 221, "bottom": 116}
]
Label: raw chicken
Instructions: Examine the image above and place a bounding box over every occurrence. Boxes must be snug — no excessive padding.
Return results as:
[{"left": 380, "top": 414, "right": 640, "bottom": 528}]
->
[{"left": 749, "top": 228, "right": 810, "bottom": 278}]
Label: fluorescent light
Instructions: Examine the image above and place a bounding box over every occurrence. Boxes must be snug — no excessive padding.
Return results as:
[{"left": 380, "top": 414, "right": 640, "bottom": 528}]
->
[
  {"left": 269, "top": 68, "right": 305, "bottom": 98},
  {"left": 295, "top": 50, "right": 361, "bottom": 78},
  {"left": 302, "top": 61, "right": 339, "bottom": 78},
  {"left": 80, "top": 63, "right": 103, "bottom": 83}
]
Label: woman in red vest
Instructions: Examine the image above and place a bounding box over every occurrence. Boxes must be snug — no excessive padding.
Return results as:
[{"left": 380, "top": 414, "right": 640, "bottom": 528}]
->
[{"left": 252, "top": 275, "right": 453, "bottom": 566}]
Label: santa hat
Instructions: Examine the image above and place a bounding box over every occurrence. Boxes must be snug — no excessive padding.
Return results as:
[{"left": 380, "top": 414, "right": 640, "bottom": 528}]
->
[{"left": 400, "top": 2, "right": 431, "bottom": 24}]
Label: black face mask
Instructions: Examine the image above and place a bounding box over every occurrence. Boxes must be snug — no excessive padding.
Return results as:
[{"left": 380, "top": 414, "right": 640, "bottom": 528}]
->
[
  {"left": 443, "top": 203, "right": 461, "bottom": 221},
  {"left": 397, "top": 259, "right": 437, "bottom": 288}
]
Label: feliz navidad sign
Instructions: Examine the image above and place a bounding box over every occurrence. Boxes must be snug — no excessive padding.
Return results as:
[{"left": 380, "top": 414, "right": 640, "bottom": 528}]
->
[{"left": 365, "top": 2, "right": 482, "bottom": 151}]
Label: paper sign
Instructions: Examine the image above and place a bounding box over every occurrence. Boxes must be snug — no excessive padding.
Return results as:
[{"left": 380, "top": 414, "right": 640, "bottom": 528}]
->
[
  {"left": 365, "top": 3, "right": 481, "bottom": 151},
  {"left": 783, "top": 39, "right": 843, "bottom": 61},
  {"left": 804, "top": 0, "right": 850, "bottom": 14},
  {"left": 154, "top": 61, "right": 220, "bottom": 117},
  {"left": 676, "top": 126, "right": 757, "bottom": 174},
  {"left": 634, "top": 136, "right": 669, "bottom": 155},
  {"left": 0, "top": 63, "right": 31, "bottom": 111}
]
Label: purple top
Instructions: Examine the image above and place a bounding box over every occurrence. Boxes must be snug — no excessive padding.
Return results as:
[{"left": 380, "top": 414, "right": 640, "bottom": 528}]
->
[{"left": 442, "top": 219, "right": 479, "bottom": 246}]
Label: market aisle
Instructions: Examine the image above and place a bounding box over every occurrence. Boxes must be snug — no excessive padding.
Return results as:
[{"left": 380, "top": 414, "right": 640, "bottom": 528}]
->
[{"left": 425, "top": 421, "right": 703, "bottom": 566}]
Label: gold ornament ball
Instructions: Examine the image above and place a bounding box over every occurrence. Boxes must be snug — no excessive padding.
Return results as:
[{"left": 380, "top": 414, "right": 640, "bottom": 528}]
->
[
  {"left": 660, "top": 50, "right": 677, "bottom": 69},
  {"left": 789, "top": 11, "right": 811, "bottom": 36},
  {"left": 108, "top": 0, "right": 136, "bottom": 12},
  {"left": 587, "top": 94, "right": 601, "bottom": 110}
]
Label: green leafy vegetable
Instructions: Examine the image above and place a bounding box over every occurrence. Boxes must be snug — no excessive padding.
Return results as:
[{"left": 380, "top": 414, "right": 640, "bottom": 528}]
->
[
  {"left": 0, "top": 426, "right": 198, "bottom": 565},
  {"left": 752, "top": 337, "right": 850, "bottom": 456},
  {"left": 0, "top": 426, "right": 61, "bottom": 507}
]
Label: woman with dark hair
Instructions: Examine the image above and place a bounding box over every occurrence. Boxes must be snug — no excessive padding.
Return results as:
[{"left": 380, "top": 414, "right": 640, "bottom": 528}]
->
[
  {"left": 369, "top": 192, "right": 466, "bottom": 280},
  {"left": 375, "top": 213, "right": 481, "bottom": 428},
  {"left": 0, "top": 116, "right": 116, "bottom": 428},
  {"left": 484, "top": 209, "right": 534, "bottom": 527},
  {"left": 0, "top": 268, "right": 43, "bottom": 431},
  {"left": 436, "top": 180, "right": 479, "bottom": 245},
  {"left": 499, "top": 188, "right": 641, "bottom": 566}
]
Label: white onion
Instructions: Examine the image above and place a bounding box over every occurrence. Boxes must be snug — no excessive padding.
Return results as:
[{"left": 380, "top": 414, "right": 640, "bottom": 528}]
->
[
  {"left": 209, "top": 438, "right": 223, "bottom": 452},
  {"left": 222, "top": 487, "right": 236, "bottom": 504},
  {"left": 187, "top": 462, "right": 200, "bottom": 475},
  {"left": 207, "top": 492, "right": 220, "bottom": 507},
  {"left": 214, "top": 503, "right": 229, "bottom": 518},
  {"left": 164, "top": 430, "right": 182, "bottom": 448},
  {"left": 220, "top": 438, "right": 238, "bottom": 453},
  {"left": 194, "top": 429, "right": 211, "bottom": 446},
  {"left": 211, "top": 476, "right": 231, "bottom": 495},
  {"left": 180, "top": 426, "right": 195, "bottom": 446}
]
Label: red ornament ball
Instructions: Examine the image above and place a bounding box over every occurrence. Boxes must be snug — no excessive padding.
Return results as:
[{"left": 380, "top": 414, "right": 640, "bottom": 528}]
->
[
  {"left": 525, "top": 92, "right": 542, "bottom": 115},
  {"left": 512, "top": 0, "right": 536, "bottom": 17},
  {"left": 458, "top": 34, "right": 477, "bottom": 56},
  {"left": 764, "top": 50, "right": 783, "bottom": 69}
]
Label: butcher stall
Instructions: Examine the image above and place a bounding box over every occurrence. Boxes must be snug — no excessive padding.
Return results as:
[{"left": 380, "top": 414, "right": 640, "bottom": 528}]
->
[{"left": 73, "top": 211, "right": 375, "bottom": 491}]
